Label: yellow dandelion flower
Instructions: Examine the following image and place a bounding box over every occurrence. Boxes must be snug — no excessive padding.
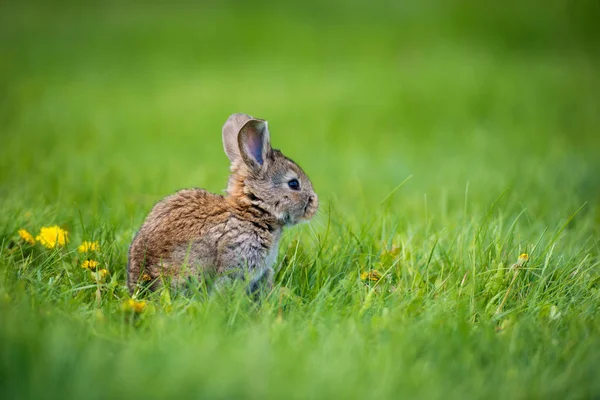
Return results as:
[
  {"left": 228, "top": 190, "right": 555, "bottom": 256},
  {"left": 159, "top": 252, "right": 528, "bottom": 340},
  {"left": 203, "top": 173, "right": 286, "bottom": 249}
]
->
[
  {"left": 361, "top": 270, "right": 383, "bottom": 282},
  {"left": 90, "top": 268, "right": 109, "bottom": 283},
  {"left": 124, "top": 298, "right": 147, "bottom": 313},
  {"left": 18, "top": 229, "right": 36, "bottom": 245},
  {"left": 78, "top": 241, "right": 100, "bottom": 253},
  {"left": 82, "top": 259, "right": 99, "bottom": 270},
  {"left": 141, "top": 273, "right": 152, "bottom": 282},
  {"left": 516, "top": 253, "right": 529, "bottom": 267},
  {"left": 36, "top": 226, "right": 69, "bottom": 249}
]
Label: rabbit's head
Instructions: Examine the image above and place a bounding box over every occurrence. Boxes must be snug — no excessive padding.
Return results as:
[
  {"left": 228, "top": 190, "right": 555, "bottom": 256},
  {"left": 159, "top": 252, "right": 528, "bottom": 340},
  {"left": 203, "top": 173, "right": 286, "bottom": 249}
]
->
[{"left": 223, "top": 113, "right": 318, "bottom": 226}]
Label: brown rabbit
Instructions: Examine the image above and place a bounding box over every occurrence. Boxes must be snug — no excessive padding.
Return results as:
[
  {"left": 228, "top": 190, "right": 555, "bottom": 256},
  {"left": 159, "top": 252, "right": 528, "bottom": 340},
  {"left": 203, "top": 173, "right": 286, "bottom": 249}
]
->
[{"left": 127, "top": 113, "right": 318, "bottom": 294}]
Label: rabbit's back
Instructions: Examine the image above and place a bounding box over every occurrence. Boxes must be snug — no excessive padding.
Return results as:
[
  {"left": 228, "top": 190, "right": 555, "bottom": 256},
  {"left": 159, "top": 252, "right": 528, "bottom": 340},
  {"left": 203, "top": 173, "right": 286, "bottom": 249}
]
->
[
  {"left": 127, "top": 188, "right": 227, "bottom": 291},
  {"left": 127, "top": 188, "right": 282, "bottom": 293}
]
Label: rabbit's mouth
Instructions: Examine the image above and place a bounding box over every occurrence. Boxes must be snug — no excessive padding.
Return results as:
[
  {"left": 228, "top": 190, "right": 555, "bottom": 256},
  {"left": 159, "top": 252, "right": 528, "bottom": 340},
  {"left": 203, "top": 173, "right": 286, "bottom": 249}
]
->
[
  {"left": 303, "top": 203, "right": 311, "bottom": 218},
  {"left": 281, "top": 212, "right": 295, "bottom": 226},
  {"left": 281, "top": 211, "right": 302, "bottom": 227},
  {"left": 302, "top": 195, "right": 318, "bottom": 220},
  {"left": 279, "top": 195, "right": 317, "bottom": 226}
]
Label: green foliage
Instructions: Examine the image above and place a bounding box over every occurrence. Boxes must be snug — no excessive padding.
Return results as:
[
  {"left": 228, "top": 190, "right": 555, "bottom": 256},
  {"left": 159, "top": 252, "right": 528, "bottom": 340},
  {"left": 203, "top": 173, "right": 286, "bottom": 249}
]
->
[{"left": 1, "top": 1, "right": 599, "bottom": 398}]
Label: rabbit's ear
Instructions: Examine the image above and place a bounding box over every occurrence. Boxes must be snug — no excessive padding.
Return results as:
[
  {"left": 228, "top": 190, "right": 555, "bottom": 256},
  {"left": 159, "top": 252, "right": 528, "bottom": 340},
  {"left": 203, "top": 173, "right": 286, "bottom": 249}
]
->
[
  {"left": 222, "top": 113, "right": 252, "bottom": 163},
  {"left": 238, "top": 119, "right": 272, "bottom": 171}
]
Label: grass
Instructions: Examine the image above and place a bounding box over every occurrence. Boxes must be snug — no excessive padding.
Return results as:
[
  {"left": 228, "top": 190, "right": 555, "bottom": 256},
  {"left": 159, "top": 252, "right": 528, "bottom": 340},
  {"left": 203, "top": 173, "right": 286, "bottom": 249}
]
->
[{"left": 1, "top": 1, "right": 600, "bottom": 398}]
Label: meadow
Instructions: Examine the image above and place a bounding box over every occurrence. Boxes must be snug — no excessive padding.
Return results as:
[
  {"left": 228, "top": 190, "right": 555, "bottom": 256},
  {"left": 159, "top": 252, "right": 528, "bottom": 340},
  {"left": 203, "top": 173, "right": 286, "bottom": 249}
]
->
[{"left": 1, "top": 1, "right": 600, "bottom": 398}]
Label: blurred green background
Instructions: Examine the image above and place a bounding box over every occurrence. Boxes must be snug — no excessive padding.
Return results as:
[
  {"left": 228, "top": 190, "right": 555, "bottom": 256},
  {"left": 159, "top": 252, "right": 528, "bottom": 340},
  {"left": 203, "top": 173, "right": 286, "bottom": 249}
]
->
[
  {"left": 2, "top": 0, "right": 599, "bottom": 222},
  {"left": 1, "top": 0, "right": 600, "bottom": 398}
]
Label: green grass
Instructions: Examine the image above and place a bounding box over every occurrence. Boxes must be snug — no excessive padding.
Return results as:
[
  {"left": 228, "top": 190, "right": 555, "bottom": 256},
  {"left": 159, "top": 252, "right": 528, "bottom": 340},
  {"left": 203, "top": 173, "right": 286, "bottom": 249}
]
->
[{"left": 1, "top": 1, "right": 600, "bottom": 398}]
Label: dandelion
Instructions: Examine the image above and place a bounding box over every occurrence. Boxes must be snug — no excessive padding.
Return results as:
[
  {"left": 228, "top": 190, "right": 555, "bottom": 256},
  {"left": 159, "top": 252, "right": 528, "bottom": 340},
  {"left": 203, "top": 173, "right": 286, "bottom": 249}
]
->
[
  {"left": 361, "top": 270, "right": 383, "bottom": 282},
  {"left": 497, "top": 253, "right": 530, "bottom": 315},
  {"left": 516, "top": 253, "right": 529, "bottom": 267},
  {"left": 18, "top": 229, "right": 36, "bottom": 245},
  {"left": 90, "top": 268, "right": 109, "bottom": 283},
  {"left": 124, "top": 298, "right": 147, "bottom": 313},
  {"left": 82, "top": 259, "right": 99, "bottom": 270},
  {"left": 78, "top": 241, "right": 100, "bottom": 253},
  {"left": 36, "top": 226, "right": 69, "bottom": 249}
]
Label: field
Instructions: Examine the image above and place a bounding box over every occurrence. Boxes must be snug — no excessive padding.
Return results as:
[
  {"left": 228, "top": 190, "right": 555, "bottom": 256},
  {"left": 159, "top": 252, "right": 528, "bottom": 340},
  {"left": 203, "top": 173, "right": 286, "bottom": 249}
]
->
[{"left": 1, "top": 1, "right": 600, "bottom": 398}]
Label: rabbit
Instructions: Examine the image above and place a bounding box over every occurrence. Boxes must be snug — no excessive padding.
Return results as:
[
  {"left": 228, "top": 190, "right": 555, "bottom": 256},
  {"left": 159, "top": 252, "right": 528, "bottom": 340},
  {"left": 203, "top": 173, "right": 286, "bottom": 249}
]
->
[{"left": 127, "top": 113, "right": 318, "bottom": 295}]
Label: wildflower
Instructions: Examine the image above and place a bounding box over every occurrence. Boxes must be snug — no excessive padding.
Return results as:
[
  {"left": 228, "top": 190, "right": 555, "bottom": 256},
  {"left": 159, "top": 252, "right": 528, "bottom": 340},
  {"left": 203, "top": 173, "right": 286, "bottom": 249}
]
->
[
  {"left": 361, "top": 270, "right": 383, "bottom": 282},
  {"left": 78, "top": 241, "right": 100, "bottom": 253},
  {"left": 124, "top": 298, "right": 147, "bottom": 313},
  {"left": 515, "top": 253, "right": 529, "bottom": 268},
  {"left": 36, "top": 226, "right": 69, "bottom": 249},
  {"left": 82, "top": 259, "right": 99, "bottom": 270},
  {"left": 142, "top": 273, "right": 152, "bottom": 282},
  {"left": 18, "top": 229, "right": 36, "bottom": 245},
  {"left": 90, "top": 268, "right": 109, "bottom": 283},
  {"left": 498, "top": 254, "right": 530, "bottom": 315}
]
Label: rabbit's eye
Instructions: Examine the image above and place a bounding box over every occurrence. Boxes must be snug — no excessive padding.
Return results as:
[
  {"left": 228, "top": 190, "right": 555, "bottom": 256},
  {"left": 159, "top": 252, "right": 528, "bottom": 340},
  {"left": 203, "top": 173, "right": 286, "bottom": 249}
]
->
[{"left": 288, "top": 179, "right": 300, "bottom": 191}]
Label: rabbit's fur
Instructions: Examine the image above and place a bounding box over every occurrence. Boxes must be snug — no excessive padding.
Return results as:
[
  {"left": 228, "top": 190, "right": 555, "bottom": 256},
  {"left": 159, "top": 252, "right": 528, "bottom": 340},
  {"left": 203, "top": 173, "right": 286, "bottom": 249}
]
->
[{"left": 127, "top": 114, "right": 318, "bottom": 294}]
